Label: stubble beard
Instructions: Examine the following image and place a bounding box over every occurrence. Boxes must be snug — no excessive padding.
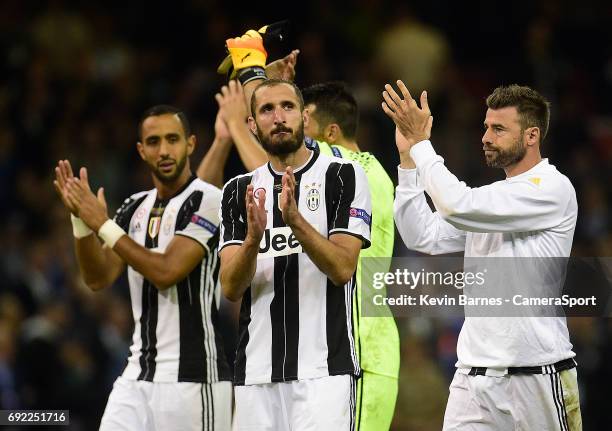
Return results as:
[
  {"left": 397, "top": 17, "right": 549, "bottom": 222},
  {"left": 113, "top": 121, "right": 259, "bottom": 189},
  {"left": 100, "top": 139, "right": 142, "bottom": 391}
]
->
[
  {"left": 152, "top": 154, "right": 188, "bottom": 184},
  {"left": 485, "top": 135, "right": 527, "bottom": 168},
  {"left": 257, "top": 123, "right": 305, "bottom": 156}
]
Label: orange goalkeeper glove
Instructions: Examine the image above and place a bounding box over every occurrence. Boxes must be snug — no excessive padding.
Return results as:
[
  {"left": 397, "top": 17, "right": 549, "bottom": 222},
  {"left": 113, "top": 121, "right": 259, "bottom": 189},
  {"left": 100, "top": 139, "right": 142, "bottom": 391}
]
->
[{"left": 217, "top": 20, "right": 289, "bottom": 84}]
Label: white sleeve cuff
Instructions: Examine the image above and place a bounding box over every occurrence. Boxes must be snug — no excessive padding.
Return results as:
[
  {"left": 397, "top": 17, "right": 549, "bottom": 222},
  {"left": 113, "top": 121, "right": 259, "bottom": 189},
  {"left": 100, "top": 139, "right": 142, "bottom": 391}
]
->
[
  {"left": 397, "top": 165, "right": 420, "bottom": 188},
  {"left": 396, "top": 165, "right": 425, "bottom": 199},
  {"left": 409, "top": 140, "right": 438, "bottom": 167}
]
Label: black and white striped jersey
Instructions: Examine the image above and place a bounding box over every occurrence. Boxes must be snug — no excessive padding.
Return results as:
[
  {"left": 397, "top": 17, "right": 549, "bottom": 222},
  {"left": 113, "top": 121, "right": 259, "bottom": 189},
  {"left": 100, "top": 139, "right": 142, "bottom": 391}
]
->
[
  {"left": 114, "top": 175, "right": 231, "bottom": 383},
  {"left": 219, "top": 150, "right": 372, "bottom": 386}
]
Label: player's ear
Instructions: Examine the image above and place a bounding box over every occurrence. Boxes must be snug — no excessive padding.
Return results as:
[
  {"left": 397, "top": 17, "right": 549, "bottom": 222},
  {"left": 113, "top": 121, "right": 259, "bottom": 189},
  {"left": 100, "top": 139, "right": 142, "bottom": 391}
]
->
[
  {"left": 136, "top": 142, "right": 146, "bottom": 160},
  {"left": 303, "top": 109, "right": 310, "bottom": 128},
  {"left": 248, "top": 116, "right": 258, "bottom": 134},
  {"left": 325, "top": 124, "right": 341, "bottom": 143},
  {"left": 524, "top": 127, "right": 540, "bottom": 147},
  {"left": 187, "top": 134, "right": 196, "bottom": 155}
]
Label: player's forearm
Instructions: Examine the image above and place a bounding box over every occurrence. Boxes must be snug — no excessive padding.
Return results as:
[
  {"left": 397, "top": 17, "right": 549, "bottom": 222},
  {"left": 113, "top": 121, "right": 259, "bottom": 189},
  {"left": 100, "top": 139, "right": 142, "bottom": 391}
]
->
[
  {"left": 220, "top": 240, "right": 259, "bottom": 301},
  {"left": 395, "top": 167, "right": 466, "bottom": 255},
  {"left": 399, "top": 150, "right": 416, "bottom": 169},
  {"left": 242, "top": 78, "right": 264, "bottom": 117},
  {"left": 411, "top": 141, "right": 564, "bottom": 232},
  {"left": 111, "top": 236, "right": 183, "bottom": 290},
  {"left": 227, "top": 118, "right": 267, "bottom": 171},
  {"left": 289, "top": 215, "right": 357, "bottom": 286},
  {"left": 197, "top": 137, "right": 232, "bottom": 188},
  {"left": 75, "top": 235, "right": 118, "bottom": 291}
]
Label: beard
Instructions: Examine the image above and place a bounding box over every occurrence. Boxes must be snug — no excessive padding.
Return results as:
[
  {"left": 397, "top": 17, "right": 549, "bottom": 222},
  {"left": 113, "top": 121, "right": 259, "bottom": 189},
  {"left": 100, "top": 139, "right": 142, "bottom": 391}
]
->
[
  {"left": 484, "top": 135, "right": 527, "bottom": 168},
  {"left": 257, "top": 123, "right": 304, "bottom": 156},
  {"left": 151, "top": 153, "right": 188, "bottom": 184}
]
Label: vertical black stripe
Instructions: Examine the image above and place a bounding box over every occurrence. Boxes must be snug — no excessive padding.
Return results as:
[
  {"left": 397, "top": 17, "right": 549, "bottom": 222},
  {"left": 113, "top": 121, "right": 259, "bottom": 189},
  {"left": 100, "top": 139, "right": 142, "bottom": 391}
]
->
[
  {"left": 353, "top": 275, "right": 362, "bottom": 370},
  {"left": 556, "top": 372, "right": 570, "bottom": 431},
  {"left": 549, "top": 371, "right": 566, "bottom": 431},
  {"left": 270, "top": 173, "right": 300, "bottom": 382},
  {"left": 326, "top": 277, "right": 353, "bottom": 375},
  {"left": 234, "top": 289, "right": 251, "bottom": 385},
  {"left": 221, "top": 176, "right": 251, "bottom": 244},
  {"left": 200, "top": 384, "right": 205, "bottom": 431},
  {"left": 208, "top": 383, "right": 215, "bottom": 431},
  {"left": 177, "top": 262, "right": 207, "bottom": 381},
  {"left": 138, "top": 202, "right": 162, "bottom": 381},
  {"left": 204, "top": 384, "right": 210, "bottom": 431},
  {"left": 355, "top": 373, "right": 363, "bottom": 431},
  {"left": 323, "top": 163, "right": 358, "bottom": 377},
  {"left": 270, "top": 174, "right": 286, "bottom": 381},
  {"left": 285, "top": 172, "right": 301, "bottom": 380},
  {"left": 210, "top": 258, "right": 232, "bottom": 381},
  {"left": 325, "top": 163, "right": 356, "bottom": 231},
  {"left": 335, "top": 164, "right": 356, "bottom": 230},
  {"left": 175, "top": 189, "right": 206, "bottom": 382},
  {"left": 176, "top": 191, "right": 204, "bottom": 230}
]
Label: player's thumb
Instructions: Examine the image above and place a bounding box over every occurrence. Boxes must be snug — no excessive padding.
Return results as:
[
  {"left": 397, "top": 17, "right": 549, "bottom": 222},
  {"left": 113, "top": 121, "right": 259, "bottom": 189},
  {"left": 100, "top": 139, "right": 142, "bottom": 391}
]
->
[
  {"left": 80, "top": 167, "right": 92, "bottom": 191},
  {"left": 97, "top": 187, "right": 107, "bottom": 208},
  {"left": 426, "top": 115, "right": 434, "bottom": 137}
]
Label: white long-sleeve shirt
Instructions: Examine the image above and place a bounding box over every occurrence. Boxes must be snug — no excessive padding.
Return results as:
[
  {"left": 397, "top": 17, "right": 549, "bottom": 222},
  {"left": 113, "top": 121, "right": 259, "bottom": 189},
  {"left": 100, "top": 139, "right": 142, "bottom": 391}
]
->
[{"left": 394, "top": 140, "right": 578, "bottom": 368}]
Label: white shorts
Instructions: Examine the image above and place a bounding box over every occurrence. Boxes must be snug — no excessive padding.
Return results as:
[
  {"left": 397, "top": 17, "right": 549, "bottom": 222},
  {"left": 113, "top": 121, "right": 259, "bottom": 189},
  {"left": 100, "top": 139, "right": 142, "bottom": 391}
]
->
[
  {"left": 99, "top": 376, "right": 232, "bottom": 431},
  {"left": 234, "top": 375, "right": 356, "bottom": 431},
  {"left": 443, "top": 368, "right": 582, "bottom": 430}
]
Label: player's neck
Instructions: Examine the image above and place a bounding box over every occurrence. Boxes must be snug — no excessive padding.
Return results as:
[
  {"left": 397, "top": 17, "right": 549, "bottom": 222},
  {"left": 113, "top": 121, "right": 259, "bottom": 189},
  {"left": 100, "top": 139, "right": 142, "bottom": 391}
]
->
[
  {"left": 153, "top": 166, "right": 193, "bottom": 200},
  {"left": 504, "top": 152, "right": 542, "bottom": 178},
  {"left": 269, "top": 143, "right": 312, "bottom": 172}
]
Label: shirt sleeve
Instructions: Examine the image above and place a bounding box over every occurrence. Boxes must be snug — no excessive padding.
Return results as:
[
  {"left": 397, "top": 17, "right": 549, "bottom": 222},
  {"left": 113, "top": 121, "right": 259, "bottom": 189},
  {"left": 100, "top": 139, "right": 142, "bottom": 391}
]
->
[
  {"left": 410, "top": 140, "right": 573, "bottom": 233},
  {"left": 113, "top": 192, "right": 147, "bottom": 231},
  {"left": 394, "top": 166, "right": 466, "bottom": 254},
  {"left": 327, "top": 162, "right": 372, "bottom": 249},
  {"left": 218, "top": 176, "right": 248, "bottom": 251},
  {"left": 175, "top": 187, "right": 222, "bottom": 254}
]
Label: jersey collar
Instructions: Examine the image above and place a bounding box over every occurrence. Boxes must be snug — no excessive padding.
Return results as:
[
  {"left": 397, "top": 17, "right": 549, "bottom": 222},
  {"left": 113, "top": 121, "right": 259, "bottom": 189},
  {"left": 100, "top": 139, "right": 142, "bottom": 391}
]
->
[{"left": 266, "top": 148, "right": 319, "bottom": 178}]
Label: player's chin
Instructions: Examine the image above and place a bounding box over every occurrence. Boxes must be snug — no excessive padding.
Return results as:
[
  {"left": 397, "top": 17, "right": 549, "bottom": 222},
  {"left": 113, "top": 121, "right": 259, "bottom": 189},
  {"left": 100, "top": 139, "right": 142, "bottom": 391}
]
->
[
  {"left": 484, "top": 155, "right": 501, "bottom": 168},
  {"left": 154, "top": 168, "right": 179, "bottom": 183}
]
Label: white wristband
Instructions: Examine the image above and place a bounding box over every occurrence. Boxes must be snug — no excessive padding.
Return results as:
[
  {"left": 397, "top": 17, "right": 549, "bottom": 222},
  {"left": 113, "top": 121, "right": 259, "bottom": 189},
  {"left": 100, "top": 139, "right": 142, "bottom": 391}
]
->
[
  {"left": 70, "top": 214, "right": 93, "bottom": 238},
  {"left": 98, "top": 219, "right": 126, "bottom": 248}
]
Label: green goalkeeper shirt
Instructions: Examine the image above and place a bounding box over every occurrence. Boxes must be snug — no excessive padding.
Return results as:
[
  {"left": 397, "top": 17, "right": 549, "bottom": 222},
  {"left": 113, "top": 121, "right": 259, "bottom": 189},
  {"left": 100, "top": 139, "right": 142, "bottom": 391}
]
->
[{"left": 309, "top": 139, "right": 399, "bottom": 379}]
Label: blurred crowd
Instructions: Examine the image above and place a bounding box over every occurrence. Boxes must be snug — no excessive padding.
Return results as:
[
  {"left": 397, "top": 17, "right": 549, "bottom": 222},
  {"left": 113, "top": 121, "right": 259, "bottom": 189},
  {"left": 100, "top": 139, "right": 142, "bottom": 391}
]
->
[{"left": 0, "top": 1, "right": 610, "bottom": 429}]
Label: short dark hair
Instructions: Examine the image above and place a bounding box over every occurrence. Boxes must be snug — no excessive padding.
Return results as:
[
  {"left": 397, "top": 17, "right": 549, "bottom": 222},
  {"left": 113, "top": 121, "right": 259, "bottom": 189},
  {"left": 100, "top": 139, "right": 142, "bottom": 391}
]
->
[
  {"left": 138, "top": 105, "right": 191, "bottom": 140},
  {"left": 486, "top": 85, "right": 550, "bottom": 143},
  {"left": 302, "top": 81, "right": 359, "bottom": 139},
  {"left": 250, "top": 79, "right": 304, "bottom": 119}
]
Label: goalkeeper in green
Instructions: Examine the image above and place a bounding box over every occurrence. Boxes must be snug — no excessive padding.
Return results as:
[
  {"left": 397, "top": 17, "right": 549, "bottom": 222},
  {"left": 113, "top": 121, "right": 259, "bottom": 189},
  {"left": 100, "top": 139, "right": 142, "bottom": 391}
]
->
[
  {"left": 301, "top": 82, "right": 400, "bottom": 431},
  {"left": 202, "top": 30, "right": 400, "bottom": 429}
]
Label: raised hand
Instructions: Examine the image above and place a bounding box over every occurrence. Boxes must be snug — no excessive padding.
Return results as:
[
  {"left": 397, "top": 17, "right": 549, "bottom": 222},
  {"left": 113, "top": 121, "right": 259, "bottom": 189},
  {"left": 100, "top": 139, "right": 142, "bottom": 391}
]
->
[
  {"left": 54, "top": 159, "right": 78, "bottom": 214},
  {"left": 266, "top": 49, "right": 300, "bottom": 81},
  {"left": 382, "top": 80, "right": 433, "bottom": 152},
  {"left": 215, "top": 80, "right": 248, "bottom": 125},
  {"left": 280, "top": 167, "right": 300, "bottom": 226},
  {"left": 214, "top": 109, "right": 232, "bottom": 144},
  {"left": 64, "top": 167, "right": 110, "bottom": 231},
  {"left": 245, "top": 184, "right": 267, "bottom": 244}
]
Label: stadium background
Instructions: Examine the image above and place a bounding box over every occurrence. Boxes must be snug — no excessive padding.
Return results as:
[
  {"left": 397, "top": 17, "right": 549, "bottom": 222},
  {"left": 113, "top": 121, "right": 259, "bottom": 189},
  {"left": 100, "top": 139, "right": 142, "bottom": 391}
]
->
[{"left": 0, "top": 1, "right": 610, "bottom": 429}]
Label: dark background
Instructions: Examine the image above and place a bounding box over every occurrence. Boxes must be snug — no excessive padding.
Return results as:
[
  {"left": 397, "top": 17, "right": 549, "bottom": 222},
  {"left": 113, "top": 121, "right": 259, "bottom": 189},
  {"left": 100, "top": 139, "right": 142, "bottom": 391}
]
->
[{"left": 0, "top": 1, "right": 610, "bottom": 429}]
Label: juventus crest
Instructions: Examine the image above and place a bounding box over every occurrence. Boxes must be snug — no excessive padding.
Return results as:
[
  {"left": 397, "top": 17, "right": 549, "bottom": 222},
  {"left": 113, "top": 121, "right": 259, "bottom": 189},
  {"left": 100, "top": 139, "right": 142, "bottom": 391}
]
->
[{"left": 305, "top": 183, "right": 321, "bottom": 211}]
